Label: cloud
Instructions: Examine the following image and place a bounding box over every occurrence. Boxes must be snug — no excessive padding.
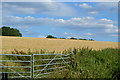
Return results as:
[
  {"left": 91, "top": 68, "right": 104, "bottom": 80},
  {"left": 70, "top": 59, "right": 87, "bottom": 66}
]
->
[
  {"left": 88, "top": 11, "right": 98, "bottom": 15},
  {"left": 85, "top": 33, "right": 94, "bottom": 36},
  {"left": 78, "top": 3, "right": 92, "bottom": 9},
  {"left": 105, "top": 25, "right": 118, "bottom": 33},
  {"left": 3, "top": 16, "right": 118, "bottom": 34},
  {"left": 2, "top": 2, "right": 78, "bottom": 17},
  {"left": 77, "top": 2, "right": 117, "bottom": 11},
  {"left": 76, "top": 2, "right": 117, "bottom": 15},
  {"left": 22, "top": 29, "right": 39, "bottom": 35},
  {"left": 61, "top": 32, "right": 92, "bottom": 39},
  {"left": 63, "top": 32, "right": 81, "bottom": 37},
  {"left": 111, "top": 34, "right": 118, "bottom": 37},
  {"left": 0, "top": 2, "right": 2, "bottom": 27},
  {"left": 38, "top": 35, "right": 46, "bottom": 38},
  {"left": 96, "top": 2, "right": 118, "bottom": 11}
]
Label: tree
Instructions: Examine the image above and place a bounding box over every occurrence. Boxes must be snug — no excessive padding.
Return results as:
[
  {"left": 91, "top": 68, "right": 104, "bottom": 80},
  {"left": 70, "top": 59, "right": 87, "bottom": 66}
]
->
[
  {"left": 60, "top": 38, "right": 66, "bottom": 39},
  {"left": 70, "top": 37, "right": 77, "bottom": 40},
  {"left": 89, "top": 39, "right": 95, "bottom": 41},
  {"left": 79, "top": 38, "right": 87, "bottom": 40},
  {"left": 46, "top": 35, "right": 56, "bottom": 38},
  {"left": 1, "top": 26, "right": 22, "bottom": 37}
]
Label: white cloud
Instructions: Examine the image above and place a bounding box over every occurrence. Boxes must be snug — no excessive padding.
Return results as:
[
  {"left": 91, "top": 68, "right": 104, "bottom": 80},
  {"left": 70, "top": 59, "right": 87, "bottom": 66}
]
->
[
  {"left": 64, "top": 32, "right": 71, "bottom": 35},
  {"left": 85, "top": 33, "right": 94, "bottom": 36},
  {"left": 3, "top": 16, "right": 118, "bottom": 34},
  {"left": 100, "top": 18, "right": 113, "bottom": 23},
  {"left": 63, "top": 32, "right": 93, "bottom": 39},
  {"left": 77, "top": 2, "right": 117, "bottom": 11},
  {"left": 76, "top": 2, "right": 117, "bottom": 15},
  {"left": 96, "top": 2, "right": 118, "bottom": 11},
  {"left": 88, "top": 11, "right": 98, "bottom": 15},
  {"left": 2, "top": 2, "right": 78, "bottom": 17},
  {"left": 63, "top": 32, "right": 79, "bottom": 36},
  {"left": 104, "top": 24, "right": 118, "bottom": 33},
  {"left": 78, "top": 3, "right": 92, "bottom": 9},
  {"left": 105, "top": 28, "right": 118, "bottom": 33},
  {"left": 111, "top": 34, "right": 118, "bottom": 37},
  {"left": 38, "top": 35, "right": 46, "bottom": 38}
]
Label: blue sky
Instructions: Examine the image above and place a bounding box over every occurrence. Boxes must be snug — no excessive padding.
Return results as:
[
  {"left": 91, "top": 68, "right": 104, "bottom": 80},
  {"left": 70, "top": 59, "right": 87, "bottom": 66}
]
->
[{"left": 2, "top": 2, "right": 119, "bottom": 42}]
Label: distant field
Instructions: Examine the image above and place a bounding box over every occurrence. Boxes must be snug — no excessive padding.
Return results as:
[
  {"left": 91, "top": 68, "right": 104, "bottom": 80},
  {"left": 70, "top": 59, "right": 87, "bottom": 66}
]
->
[{"left": 1, "top": 36, "right": 118, "bottom": 53}]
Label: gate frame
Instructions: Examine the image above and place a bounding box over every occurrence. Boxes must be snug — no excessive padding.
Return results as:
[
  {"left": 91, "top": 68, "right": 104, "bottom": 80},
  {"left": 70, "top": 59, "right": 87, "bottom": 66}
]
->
[{"left": 0, "top": 53, "right": 73, "bottom": 79}]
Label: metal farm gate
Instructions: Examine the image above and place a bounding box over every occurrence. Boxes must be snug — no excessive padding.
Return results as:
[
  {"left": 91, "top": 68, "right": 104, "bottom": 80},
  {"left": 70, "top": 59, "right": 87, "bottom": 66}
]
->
[{"left": 0, "top": 53, "right": 72, "bottom": 79}]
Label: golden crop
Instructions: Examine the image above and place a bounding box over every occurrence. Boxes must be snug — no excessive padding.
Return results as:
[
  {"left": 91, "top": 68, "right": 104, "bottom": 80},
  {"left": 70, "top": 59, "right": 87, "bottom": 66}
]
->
[{"left": 1, "top": 36, "right": 118, "bottom": 53}]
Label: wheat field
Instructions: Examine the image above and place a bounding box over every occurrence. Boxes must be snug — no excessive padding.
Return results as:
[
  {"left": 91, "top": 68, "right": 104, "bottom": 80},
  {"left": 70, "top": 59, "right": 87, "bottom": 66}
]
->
[{"left": 1, "top": 36, "right": 118, "bottom": 53}]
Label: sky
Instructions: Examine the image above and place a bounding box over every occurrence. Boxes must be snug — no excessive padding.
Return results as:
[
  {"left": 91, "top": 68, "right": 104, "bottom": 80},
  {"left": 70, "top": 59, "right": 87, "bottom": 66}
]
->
[{"left": 1, "top": 2, "right": 119, "bottom": 42}]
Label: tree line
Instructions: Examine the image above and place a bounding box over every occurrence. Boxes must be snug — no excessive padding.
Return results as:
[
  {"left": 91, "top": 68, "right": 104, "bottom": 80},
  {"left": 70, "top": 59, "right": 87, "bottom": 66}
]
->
[
  {"left": 46, "top": 35, "right": 95, "bottom": 41},
  {"left": 0, "top": 26, "right": 94, "bottom": 41}
]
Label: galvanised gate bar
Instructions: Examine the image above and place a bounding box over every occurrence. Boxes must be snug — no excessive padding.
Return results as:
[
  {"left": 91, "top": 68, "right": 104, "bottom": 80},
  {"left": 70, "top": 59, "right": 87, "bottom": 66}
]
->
[{"left": 0, "top": 53, "right": 73, "bottom": 79}]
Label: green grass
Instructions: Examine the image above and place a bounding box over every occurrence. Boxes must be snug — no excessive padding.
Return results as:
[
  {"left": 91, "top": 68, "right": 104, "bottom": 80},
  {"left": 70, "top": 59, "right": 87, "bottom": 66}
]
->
[
  {"left": 63, "top": 47, "right": 120, "bottom": 79},
  {"left": 1, "top": 47, "right": 120, "bottom": 79}
]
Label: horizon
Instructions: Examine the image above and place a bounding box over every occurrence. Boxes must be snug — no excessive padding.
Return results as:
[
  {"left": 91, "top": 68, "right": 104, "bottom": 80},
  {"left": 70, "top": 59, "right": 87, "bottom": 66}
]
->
[
  {"left": 1, "top": 2, "right": 119, "bottom": 42},
  {"left": 1, "top": 36, "right": 119, "bottom": 43}
]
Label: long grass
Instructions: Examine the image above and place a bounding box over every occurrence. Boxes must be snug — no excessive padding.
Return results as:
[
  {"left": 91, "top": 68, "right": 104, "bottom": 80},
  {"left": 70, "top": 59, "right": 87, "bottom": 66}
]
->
[
  {"left": 1, "top": 47, "right": 120, "bottom": 79},
  {"left": 61, "top": 47, "right": 119, "bottom": 79}
]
